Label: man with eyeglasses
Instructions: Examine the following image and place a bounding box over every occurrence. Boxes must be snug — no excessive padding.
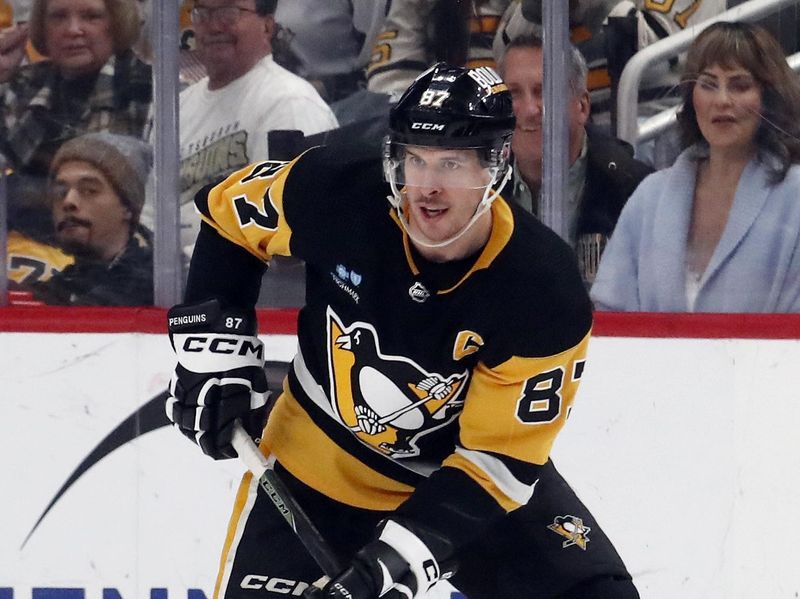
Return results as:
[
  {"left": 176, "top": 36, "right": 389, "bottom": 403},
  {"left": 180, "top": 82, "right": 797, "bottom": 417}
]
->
[{"left": 173, "top": 0, "right": 338, "bottom": 258}]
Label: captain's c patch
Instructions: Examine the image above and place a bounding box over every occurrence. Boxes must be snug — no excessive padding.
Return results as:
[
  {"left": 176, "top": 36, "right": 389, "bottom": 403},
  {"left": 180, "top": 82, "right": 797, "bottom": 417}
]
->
[{"left": 453, "top": 330, "right": 484, "bottom": 361}]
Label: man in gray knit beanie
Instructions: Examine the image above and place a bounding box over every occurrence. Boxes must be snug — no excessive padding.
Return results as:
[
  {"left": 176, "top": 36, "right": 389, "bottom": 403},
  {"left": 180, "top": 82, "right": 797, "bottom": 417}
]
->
[
  {"left": 31, "top": 132, "right": 155, "bottom": 305},
  {"left": 50, "top": 132, "right": 152, "bottom": 224}
]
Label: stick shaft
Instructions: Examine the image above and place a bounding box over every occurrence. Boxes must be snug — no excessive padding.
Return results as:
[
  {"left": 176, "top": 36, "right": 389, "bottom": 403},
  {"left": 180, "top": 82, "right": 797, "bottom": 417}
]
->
[{"left": 231, "top": 424, "right": 342, "bottom": 576}]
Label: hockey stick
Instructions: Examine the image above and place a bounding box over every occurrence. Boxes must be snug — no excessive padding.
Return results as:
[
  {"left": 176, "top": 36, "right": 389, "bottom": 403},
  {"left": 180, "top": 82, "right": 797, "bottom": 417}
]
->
[
  {"left": 349, "top": 385, "right": 465, "bottom": 433},
  {"left": 231, "top": 422, "right": 341, "bottom": 577},
  {"left": 348, "top": 392, "right": 435, "bottom": 433}
]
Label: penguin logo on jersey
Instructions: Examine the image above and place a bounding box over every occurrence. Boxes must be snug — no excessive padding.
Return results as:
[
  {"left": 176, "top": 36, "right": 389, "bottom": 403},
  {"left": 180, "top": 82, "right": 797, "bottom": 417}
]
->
[
  {"left": 547, "top": 515, "right": 591, "bottom": 550},
  {"left": 327, "top": 307, "right": 467, "bottom": 458}
]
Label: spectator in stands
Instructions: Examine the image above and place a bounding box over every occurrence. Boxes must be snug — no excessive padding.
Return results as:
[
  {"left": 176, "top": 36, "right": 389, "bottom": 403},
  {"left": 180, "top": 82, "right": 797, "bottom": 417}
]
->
[
  {"left": 603, "top": 0, "right": 728, "bottom": 165},
  {"left": 494, "top": 0, "right": 618, "bottom": 128},
  {"left": 367, "top": 0, "right": 509, "bottom": 98},
  {"left": 591, "top": 21, "right": 800, "bottom": 313},
  {"left": 27, "top": 131, "right": 154, "bottom": 305},
  {"left": 355, "top": 0, "right": 511, "bottom": 155},
  {"left": 501, "top": 33, "right": 652, "bottom": 285},
  {"left": 603, "top": 0, "right": 729, "bottom": 91},
  {"left": 170, "top": 0, "right": 338, "bottom": 257},
  {"left": 273, "top": 0, "right": 389, "bottom": 103},
  {"left": 0, "top": 0, "right": 152, "bottom": 179},
  {"left": 6, "top": 172, "right": 75, "bottom": 288},
  {"left": 494, "top": 1, "right": 729, "bottom": 136}
]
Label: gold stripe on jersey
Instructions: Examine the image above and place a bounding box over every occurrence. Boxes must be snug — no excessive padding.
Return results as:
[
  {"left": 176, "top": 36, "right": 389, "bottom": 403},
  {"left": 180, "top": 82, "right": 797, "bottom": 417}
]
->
[
  {"left": 469, "top": 14, "right": 501, "bottom": 35},
  {"left": 675, "top": 1, "right": 702, "bottom": 28},
  {"left": 458, "top": 331, "right": 591, "bottom": 466},
  {"left": 442, "top": 453, "right": 524, "bottom": 512},
  {"left": 200, "top": 158, "right": 299, "bottom": 262},
  {"left": 367, "top": 29, "right": 399, "bottom": 76},
  {"left": 214, "top": 470, "right": 257, "bottom": 599},
  {"left": 396, "top": 196, "right": 514, "bottom": 293},
  {"left": 570, "top": 25, "right": 592, "bottom": 44},
  {"left": 263, "top": 383, "right": 416, "bottom": 511},
  {"left": 570, "top": 26, "right": 611, "bottom": 93},
  {"left": 587, "top": 68, "right": 612, "bottom": 94}
]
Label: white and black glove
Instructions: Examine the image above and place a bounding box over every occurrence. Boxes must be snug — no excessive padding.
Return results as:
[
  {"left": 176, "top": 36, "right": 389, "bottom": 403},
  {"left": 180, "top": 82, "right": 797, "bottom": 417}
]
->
[
  {"left": 304, "top": 520, "right": 453, "bottom": 599},
  {"left": 166, "top": 298, "right": 269, "bottom": 460}
]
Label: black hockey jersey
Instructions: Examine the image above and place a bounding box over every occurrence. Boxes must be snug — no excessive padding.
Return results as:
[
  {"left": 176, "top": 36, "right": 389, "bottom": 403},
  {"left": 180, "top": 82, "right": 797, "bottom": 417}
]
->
[{"left": 194, "top": 144, "right": 592, "bottom": 540}]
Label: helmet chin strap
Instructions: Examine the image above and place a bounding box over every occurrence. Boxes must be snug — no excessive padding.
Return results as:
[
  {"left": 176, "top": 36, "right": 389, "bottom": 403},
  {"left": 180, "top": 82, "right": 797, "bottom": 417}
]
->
[{"left": 387, "top": 164, "right": 513, "bottom": 250}]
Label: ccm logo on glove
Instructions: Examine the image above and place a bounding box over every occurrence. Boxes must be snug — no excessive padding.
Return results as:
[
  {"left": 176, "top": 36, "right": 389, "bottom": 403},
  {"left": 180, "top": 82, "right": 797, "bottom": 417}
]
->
[
  {"left": 166, "top": 299, "right": 269, "bottom": 460},
  {"left": 181, "top": 335, "right": 264, "bottom": 357}
]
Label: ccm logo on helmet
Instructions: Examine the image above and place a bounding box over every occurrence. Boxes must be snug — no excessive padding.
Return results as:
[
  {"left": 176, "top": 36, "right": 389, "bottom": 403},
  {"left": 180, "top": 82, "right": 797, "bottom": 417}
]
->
[
  {"left": 411, "top": 122, "right": 445, "bottom": 131},
  {"left": 182, "top": 336, "right": 263, "bottom": 358},
  {"left": 240, "top": 574, "right": 309, "bottom": 595}
]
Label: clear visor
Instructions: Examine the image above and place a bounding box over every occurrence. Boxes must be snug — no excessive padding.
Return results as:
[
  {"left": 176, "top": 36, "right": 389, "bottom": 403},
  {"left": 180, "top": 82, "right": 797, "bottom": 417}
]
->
[{"left": 384, "top": 142, "right": 500, "bottom": 190}]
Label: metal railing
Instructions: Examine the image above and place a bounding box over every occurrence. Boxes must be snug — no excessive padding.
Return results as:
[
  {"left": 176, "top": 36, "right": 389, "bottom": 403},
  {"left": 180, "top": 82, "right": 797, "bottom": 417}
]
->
[
  {"left": 616, "top": 0, "right": 799, "bottom": 146},
  {"left": 0, "top": 153, "right": 7, "bottom": 306},
  {"left": 151, "top": 1, "right": 183, "bottom": 307},
  {"left": 540, "top": 1, "right": 571, "bottom": 242}
]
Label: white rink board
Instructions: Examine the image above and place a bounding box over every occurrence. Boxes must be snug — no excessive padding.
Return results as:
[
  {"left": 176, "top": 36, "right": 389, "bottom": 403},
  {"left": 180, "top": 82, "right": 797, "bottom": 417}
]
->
[{"left": 1, "top": 332, "right": 799, "bottom": 599}]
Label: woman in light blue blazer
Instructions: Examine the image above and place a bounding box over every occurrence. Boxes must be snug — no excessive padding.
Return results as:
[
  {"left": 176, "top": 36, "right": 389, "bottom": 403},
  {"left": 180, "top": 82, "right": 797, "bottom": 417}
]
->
[{"left": 591, "top": 21, "right": 800, "bottom": 313}]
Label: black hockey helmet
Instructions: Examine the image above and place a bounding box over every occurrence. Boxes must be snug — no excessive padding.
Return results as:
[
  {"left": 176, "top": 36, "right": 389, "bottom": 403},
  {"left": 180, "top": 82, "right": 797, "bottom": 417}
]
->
[
  {"left": 383, "top": 63, "right": 516, "bottom": 249},
  {"left": 387, "top": 62, "right": 515, "bottom": 150}
]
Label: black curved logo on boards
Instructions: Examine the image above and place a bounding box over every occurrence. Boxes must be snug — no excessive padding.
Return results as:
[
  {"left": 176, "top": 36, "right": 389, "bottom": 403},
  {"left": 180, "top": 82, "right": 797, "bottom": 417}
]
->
[
  {"left": 21, "top": 361, "right": 290, "bottom": 548},
  {"left": 21, "top": 391, "right": 170, "bottom": 548}
]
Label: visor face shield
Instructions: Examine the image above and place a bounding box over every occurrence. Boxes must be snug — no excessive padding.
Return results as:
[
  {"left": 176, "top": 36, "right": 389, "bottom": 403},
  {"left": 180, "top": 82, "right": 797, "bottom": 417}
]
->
[{"left": 385, "top": 143, "right": 499, "bottom": 190}]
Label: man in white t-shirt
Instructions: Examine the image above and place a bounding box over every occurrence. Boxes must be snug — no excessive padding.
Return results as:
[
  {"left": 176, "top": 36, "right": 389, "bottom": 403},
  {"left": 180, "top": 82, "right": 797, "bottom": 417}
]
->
[{"left": 176, "top": 0, "right": 338, "bottom": 256}]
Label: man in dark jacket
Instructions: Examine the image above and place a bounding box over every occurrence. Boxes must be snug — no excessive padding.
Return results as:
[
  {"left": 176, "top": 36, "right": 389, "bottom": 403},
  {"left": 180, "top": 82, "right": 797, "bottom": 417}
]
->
[
  {"left": 500, "top": 32, "right": 653, "bottom": 286},
  {"left": 29, "top": 131, "right": 154, "bottom": 306}
]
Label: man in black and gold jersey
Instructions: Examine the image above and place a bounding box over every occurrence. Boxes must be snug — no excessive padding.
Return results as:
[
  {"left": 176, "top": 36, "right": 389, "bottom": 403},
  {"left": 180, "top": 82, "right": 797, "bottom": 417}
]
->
[{"left": 167, "top": 63, "right": 638, "bottom": 599}]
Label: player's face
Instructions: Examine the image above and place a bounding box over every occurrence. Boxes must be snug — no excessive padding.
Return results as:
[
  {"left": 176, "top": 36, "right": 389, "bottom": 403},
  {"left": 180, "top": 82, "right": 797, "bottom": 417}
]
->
[
  {"left": 693, "top": 63, "right": 763, "bottom": 156},
  {"left": 44, "top": 0, "right": 114, "bottom": 78},
  {"left": 50, "top": 160, "right": 133, "bottom": 261},
  {"left": 402, "top": 146, "right": 493, "bottom": 261},
  {"left": 192, "top": 0, "right": 273, "bottom": 89},
  {"left": 502, "top": 45, "right": 588, "bottom": 189}
]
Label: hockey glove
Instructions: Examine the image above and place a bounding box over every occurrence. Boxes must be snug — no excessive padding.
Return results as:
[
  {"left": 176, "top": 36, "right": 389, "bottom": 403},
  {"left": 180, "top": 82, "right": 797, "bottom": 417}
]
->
[
  {"left": 304, "top": 520, "right": 452, "bottom": 599},
  {"left": 166, "top": 298, "right": 269, "bottom": 460}
]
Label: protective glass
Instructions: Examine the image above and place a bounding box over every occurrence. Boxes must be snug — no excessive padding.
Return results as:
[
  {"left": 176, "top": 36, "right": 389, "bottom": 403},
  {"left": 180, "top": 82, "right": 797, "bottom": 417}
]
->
[{"left": 384, "top": 143, "right": 498, "bottom": 190}]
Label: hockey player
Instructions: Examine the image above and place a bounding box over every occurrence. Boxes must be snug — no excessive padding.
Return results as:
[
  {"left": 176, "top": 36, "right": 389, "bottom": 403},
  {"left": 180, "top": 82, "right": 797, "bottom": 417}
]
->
[{"left": 166, "top": 63, "right": 639, "bottom": 598}]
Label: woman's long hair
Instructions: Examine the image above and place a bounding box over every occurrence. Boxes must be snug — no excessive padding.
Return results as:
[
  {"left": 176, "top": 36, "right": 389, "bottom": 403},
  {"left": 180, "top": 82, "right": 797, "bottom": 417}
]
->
[{"left": 677, "top": 21, "right": 800, "bottom": 181}]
